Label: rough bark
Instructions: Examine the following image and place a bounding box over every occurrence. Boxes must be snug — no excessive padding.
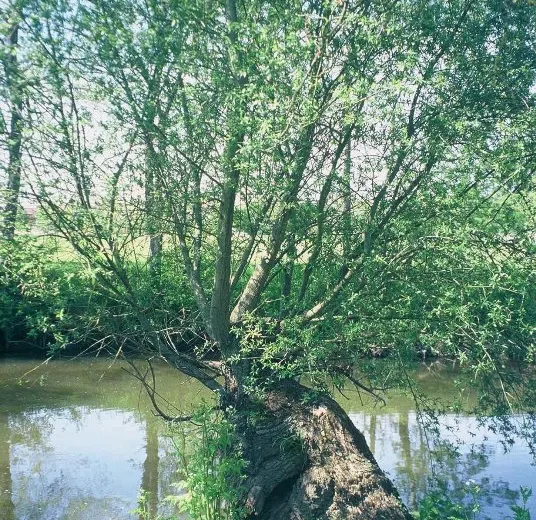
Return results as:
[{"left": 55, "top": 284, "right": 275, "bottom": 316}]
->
[{"left": 236, "top": 381, "right": 412, "bottom": 520}]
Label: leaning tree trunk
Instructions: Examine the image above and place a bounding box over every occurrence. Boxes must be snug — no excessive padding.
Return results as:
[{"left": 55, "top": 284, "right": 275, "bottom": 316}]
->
[{"left": 234, "top": 380, "right": 411, "bottom": 520}]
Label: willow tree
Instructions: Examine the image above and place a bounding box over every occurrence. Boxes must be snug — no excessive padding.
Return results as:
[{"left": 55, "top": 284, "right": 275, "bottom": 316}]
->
[{"left": 19, "top": 0, "right": 536, "bottom": 517}]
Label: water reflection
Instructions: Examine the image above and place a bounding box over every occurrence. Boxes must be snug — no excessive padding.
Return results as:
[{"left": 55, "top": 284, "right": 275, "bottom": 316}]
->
[
  {"left": 0, "top": 412, "right": 15, "bottom": 520},
  {"left": 140, "top": 414, "right": 159, "bottom": 520},
  {"left": 351, "top": 411, "right": 536, "bottom": 518},
  {"left": 0, "top": 359, "right": 208, "bottom": 520},
  {"left": 0, "top": 359, "right": 535, "bottom": 519},
  {"left": 9, "top": 408, "right": 145, "bottom": 519}
]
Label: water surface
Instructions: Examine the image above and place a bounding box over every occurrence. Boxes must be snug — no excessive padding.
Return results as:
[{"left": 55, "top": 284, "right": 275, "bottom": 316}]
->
[{"left": 0, "top": 358, "right": 534, "bottom": 519}]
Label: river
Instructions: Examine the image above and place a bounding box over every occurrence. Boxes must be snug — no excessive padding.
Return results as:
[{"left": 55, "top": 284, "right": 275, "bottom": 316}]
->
[{"left": 0, "top": 358, "right": 534, "bottom": 519}]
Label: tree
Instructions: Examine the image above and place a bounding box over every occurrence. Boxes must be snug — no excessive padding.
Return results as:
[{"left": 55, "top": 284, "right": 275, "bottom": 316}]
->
[
  {"left": 14, "top": 0, "right": 536, "bottom": 517},
  {"left": 0, "top": 0, "right": 26, "bottom": 240}
]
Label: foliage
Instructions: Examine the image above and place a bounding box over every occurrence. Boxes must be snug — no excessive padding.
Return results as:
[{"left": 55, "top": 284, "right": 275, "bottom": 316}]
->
[
  {"left": 133, "top": 490, "right": 157, "bottom": 520},
  {"left": 0, "top": 234, "right": 197, "bottom": 356},
  {"left": 4, "top": 0, "right": 532, "bottom": 389},
  {"left": 167, "top": 404, "right": 247, "bottom": 520},
  {"left": 417, "top": 480, "right": 482, "bottom": 520},
  {"left": 0, "top": 236, "right": 85, "bottom": 352},
  {"left": 417, "top": 484, "right": 532, "bottom": 520},
  {"left": 2, "top": 0, "right": 536, "bottom": 512},
  {"left": 511, "top": 487, "right": 533, "bottom": 520}
]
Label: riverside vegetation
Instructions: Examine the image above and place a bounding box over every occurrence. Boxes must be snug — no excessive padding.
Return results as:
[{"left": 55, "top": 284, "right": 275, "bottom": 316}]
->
[
  {"left": 1, "top": 0, "right": 536, "bottom": 518},
  {"left": 133, "top": 405, "right": 534, "bottom": 520}
]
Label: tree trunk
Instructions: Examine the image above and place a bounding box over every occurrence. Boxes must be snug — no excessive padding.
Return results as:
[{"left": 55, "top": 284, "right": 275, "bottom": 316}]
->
[
  {"left": 144, "top": 146, "right": 162, "bottom": 278},
  {"left": 2, "top": 19, "right": 24, "bottom": 241},
  {"left": 235, "top": 380, "right": 411, "bottom": 520}
]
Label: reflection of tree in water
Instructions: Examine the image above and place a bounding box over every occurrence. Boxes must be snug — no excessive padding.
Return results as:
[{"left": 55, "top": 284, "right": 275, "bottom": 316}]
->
[
  {"left": 1, "top": 410, "right": 63, "bottom": 520},
  {"left": 434, "top": 440, "right": 490, "bottom": 485},
  {"left": 7, "top": 407, "right": 73, "bottom": 516},
  {"left": 140, "top": 414, "right": 159, "bottom": 520},
  {"left": 155, "top": 422, "right": 186, "bottom": 519},
  {"left": 0, "top": 413, "right": 15, "bottom": 520},
  {"left": 127, "top": 410, "right": 186, "bottom": 520},
  {"left": 0, "top": 360, "right": 208, "bottom": 520},
  {"left": 2, "top": 412, "right": 66, "bottom": 518},
  {"left": 1, "top": 393, "right": 183, "bottom": 520},
  {"left": 392, "top": 412, "right": 521, "bottom": 515},
  {"left": 6, "top": 407, "right": 146, "bottom": 519},
  {"left": 430, "top": 439, "right": 520, "bottom": 511},
  {"left": 369, "top": 414, "right": 376, "bottom": 454},
  {"left": 9, "top": 410, "right": 55, "bottom": 451},
  {"left": 14, "top": 475, "right": 134, "bottom": 520},
  {"left": 392, "top": 411, "right": 431, "bottom": 510},
  {"left": 4, "top": 417, "right": 166, "bottom": 520}
]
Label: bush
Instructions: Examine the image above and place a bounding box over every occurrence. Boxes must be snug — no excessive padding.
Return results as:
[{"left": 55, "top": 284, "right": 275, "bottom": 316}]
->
[
  {"left": 0, "top": 236, "right": 88, "bottom": 354},
  {"left": 167, "top": 404, "right": 247, "bottom": 520},
  {"left": 0, "top": 235, "right": 198, "bottom": 357}
]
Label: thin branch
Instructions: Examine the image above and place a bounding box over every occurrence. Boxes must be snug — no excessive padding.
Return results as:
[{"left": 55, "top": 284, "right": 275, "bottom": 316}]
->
[{"left": 123, "top": 359, "right": 195, "bottom": 422}]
